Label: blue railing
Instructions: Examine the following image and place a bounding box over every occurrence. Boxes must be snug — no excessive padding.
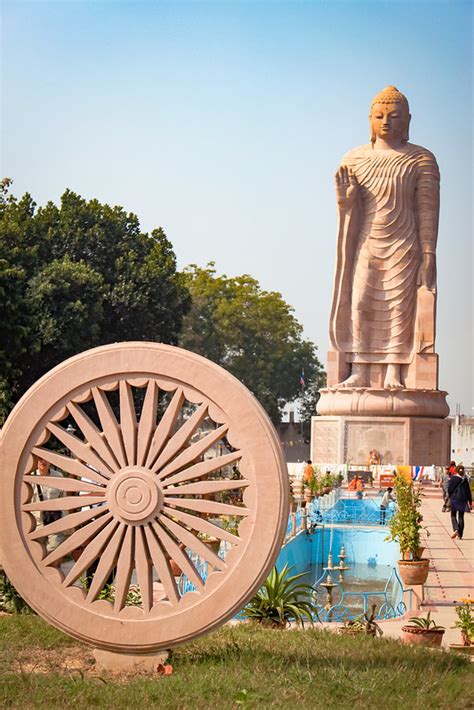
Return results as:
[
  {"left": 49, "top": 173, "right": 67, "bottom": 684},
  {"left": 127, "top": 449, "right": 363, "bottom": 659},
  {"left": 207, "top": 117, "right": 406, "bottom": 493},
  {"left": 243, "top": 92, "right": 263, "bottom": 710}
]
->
[
  {"left": 312, "top": 565, "right": 410, "bottom": 622},
  {"left": 308, "top": 497, "right": 396, "bottom": 527}
]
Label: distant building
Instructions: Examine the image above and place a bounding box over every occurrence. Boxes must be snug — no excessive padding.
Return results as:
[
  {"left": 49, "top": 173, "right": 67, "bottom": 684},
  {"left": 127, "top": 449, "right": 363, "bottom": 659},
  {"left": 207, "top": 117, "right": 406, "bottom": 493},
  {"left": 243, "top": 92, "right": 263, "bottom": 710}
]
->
[
  {"left": 276, "top": 412, "right": 310, "bottom": 463},
  {"left": 448, "top": 415, "right": 474, "bottom": 468}
]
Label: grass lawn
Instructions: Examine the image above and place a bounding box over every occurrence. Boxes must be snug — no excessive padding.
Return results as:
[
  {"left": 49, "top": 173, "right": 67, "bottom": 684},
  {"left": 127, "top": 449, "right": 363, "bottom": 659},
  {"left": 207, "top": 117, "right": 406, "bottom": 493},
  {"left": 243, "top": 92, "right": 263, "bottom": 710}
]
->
[{"left": 0, "top": 615, "right": 473, "bottom": 709}]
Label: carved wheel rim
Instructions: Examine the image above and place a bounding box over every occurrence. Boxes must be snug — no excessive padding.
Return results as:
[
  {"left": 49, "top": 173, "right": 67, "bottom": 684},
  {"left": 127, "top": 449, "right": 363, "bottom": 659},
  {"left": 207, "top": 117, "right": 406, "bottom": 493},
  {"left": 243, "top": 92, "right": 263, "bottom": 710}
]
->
[{"left": 0, "top": 343, "right": 289, "bottom": 652}]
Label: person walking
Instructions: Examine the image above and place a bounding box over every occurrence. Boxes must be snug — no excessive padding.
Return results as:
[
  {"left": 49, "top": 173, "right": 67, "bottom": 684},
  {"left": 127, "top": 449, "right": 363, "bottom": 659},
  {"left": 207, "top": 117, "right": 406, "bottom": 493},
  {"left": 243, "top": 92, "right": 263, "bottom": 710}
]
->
[
  {"left": 439, "top": 467, "right": 452, "bottom": 512},
  {"left": 448, "top": 465, "right": 472, "bottom": 540},
  {"left": 380, "top": 487, "right": 396, "bottom": 525}
]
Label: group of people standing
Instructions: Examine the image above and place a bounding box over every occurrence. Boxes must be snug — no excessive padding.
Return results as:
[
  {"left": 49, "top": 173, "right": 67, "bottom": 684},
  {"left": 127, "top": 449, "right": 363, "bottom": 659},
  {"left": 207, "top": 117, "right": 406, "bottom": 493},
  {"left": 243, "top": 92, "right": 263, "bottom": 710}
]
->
[{"left": 439, "top": 461, "right": 472, "bottom": 540}]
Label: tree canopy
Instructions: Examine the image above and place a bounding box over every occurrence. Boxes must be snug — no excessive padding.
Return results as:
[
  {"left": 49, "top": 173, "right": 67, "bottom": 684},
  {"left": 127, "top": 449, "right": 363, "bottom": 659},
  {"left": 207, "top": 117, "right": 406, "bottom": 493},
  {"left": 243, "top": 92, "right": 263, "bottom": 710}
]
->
[
  {"left": 0, "top": 182, "right": 190, "bottom": 422},
  {"left": 179, "top": 263, "right": 325, "bottom": 423}
]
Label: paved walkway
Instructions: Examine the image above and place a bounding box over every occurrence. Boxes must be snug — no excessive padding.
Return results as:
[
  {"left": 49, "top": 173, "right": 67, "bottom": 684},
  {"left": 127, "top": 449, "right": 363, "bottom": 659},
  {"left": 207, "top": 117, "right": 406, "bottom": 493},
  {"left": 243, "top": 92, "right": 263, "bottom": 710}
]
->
[{"left": 378, "top": 487, "right": 473, "bottom": 647}]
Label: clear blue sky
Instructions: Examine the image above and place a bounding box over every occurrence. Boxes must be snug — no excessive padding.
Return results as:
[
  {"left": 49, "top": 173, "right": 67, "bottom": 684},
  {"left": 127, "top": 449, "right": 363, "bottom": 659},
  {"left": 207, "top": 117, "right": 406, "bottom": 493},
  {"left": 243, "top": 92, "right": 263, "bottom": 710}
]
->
[{"left": 1, "top": 0, "right": 472, "bottom": 414}]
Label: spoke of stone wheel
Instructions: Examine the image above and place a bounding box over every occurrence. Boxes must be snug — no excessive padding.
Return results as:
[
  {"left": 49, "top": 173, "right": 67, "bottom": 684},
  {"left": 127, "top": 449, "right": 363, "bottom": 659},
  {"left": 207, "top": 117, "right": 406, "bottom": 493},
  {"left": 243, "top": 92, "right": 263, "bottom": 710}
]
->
[
  {"left": 86, "top": 523, "right": 126, "bottom": 602},
  {"left": 92, "top": 387, "right": 127, "bottom": 469},
  {"left": 144, "top": 388, "right": 184, "bottom": 470},
  {"left": 150, "top": 403, "right": 209, "bottom": 475},
  {"left": 143, "top": 525, "right": 180, "bottom": 605},
  {"left": 161, "top": 506, "right": 240, "bottom": 546},
  {"left": 119, "top": 381, "right": 137, "bottom": 466},
  {"left": 43, "top": 512, "right": 114, "bottom": 567},
  {"left": 163, "top": 497, "right": 250, "bottom": 518},
  {"left": 67, "top": 401, "right": 121, "bottom": 473},
  {"left": 151, "top": 521, "right": 204, "bottom": 591},
  {"left": 137, "top": 380, "right": 158, "bottom": 467},
  {"left": 114, "top": 527, "right": 134, "bottom": 612},
  {"left": 159, "top": 515, "right": 226, "bottom": 570},
  {"left": 166, "top": 479, "right": 249, "bottom": 497},
  {"left": 163, "top": 451, "right": 242, "bottom": 487},
  {"left": 63, "top": 519, "right": 119, "bottom": 587},
  {"left": 23, "top": 494, "right": 106, "bottom": 513},
  {"left": 46, "top": 423, "right": 114, "bottom": 478},
  {"left": 24, "top": 475, "right": 105, "bottom": 494},
  {"left": 156, "top": 423, "right": 229, "bottom": 480},
  {"left": 134, "top": 525, "right": 153, "bottom": 612},
  {"left": 29, "top": 505, "right": 109, "bottom": 541},
  {"left": 31, "top": 446, "right": 110, "bottom": 487}
]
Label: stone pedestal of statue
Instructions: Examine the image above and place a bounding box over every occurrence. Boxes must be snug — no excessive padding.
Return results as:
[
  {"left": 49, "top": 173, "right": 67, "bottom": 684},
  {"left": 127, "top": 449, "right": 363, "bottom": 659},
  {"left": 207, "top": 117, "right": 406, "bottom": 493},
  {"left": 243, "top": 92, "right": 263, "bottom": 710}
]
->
[
  {"left": 313, "top": 355, "right": 450, "bottom": 466},
  {"left": 311, "top": 412, "right": 451, "bottom": 466}
]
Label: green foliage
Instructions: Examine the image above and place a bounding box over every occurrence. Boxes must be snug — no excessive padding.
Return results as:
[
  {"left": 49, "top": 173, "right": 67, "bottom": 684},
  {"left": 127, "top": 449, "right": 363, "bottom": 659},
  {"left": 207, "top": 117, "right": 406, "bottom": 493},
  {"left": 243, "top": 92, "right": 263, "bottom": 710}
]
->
[
  {"left": 0, "top": 567, "right": 32, "bottom": 615},
  {"left": 386, "top": 474, "right": 426, "bottom": 559},
  {"left": 79, "top": 578, "right": 142, "bottom": 607},
  {"left": 180, "top": 263, "right": 325, "bottom": 423},
  {"left": 244, "top": 564, "right": 317, "bottom": 628},
  {"left": 452, "top": 599, "right": 474, "bottom": 641},
  {"left": 406, "top": 612, "right": 444, "bottom": 631},
  {"left": 0, "top": 183, "right": 190, "bottom": 423}
]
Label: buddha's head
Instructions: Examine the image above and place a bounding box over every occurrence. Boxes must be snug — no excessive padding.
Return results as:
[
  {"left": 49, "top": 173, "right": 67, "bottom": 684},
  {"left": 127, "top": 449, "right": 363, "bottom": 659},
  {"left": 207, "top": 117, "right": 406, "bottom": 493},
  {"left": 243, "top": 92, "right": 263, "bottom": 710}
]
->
[{"left": 369, "top": 86, "right": 411, "bottom": 145}]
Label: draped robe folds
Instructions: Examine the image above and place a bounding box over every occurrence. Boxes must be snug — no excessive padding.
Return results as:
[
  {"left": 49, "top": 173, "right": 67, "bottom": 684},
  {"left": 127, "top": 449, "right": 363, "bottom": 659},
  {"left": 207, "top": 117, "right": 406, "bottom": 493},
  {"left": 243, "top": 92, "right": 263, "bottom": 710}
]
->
[{"left": 329, "top": 143, "right": 440, "bottom": 365}]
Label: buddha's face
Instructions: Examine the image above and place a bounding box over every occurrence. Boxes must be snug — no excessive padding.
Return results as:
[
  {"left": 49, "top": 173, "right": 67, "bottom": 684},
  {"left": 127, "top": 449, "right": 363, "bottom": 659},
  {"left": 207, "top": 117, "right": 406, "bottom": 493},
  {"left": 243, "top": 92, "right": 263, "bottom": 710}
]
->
[{"left": 370, "top": 101, "right": 409, "bottom": 144}]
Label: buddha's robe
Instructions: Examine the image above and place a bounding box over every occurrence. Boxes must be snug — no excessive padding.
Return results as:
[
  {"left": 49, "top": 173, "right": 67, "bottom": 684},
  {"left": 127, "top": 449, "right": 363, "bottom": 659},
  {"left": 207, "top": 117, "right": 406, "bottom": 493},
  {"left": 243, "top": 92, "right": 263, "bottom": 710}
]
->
[{"left": 329, "top": 143, "right": 439, "bottom": 365}]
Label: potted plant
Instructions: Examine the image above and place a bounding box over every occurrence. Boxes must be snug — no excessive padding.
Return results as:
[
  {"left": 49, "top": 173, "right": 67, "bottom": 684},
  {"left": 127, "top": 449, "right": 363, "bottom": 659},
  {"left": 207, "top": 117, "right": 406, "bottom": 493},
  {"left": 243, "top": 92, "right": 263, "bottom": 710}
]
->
[
  {"left": 402, "top": 612, "right": 445, "bottom": 647},
  {"left": 244, "top": 564, "right": 317, "bottom": 629},
  {"left": 450, "top": 597, "right": 474, "bottom": 653},
  {"left": 386, "top": 474, "right": 430, "bottom": 585},
  {"left": 303, "top": 485, "right": 313, "bottom": 505},
  {"left": 321, "top": 472, "right": 333, "bottom": 495}
]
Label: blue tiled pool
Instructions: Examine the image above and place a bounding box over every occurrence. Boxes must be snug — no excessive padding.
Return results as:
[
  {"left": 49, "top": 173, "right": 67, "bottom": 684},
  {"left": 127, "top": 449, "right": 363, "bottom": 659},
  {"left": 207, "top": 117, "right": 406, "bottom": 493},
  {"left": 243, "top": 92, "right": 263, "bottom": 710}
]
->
[{"left": 276, "top": 509, "right": 408, "bottom": 620}]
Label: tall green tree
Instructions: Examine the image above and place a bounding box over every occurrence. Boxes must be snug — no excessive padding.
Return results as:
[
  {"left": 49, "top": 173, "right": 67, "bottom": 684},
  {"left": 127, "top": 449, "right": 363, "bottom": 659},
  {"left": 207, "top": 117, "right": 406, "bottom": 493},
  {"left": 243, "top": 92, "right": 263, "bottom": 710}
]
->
[
  {"left": 0, "top": 184, "right": 190, "bottom": 423},
  {"left": 180, "top": 263, "right": 325, "bottom": 423}
]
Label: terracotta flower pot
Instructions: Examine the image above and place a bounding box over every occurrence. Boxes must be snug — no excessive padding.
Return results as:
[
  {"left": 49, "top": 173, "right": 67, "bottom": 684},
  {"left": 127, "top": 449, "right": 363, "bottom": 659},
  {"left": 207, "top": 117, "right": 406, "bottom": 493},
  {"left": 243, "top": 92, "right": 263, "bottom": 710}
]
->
[
  {"left": 401, "top": 626, "right": 445, "bottom": 647},
  {"left": 449, "top": 643, "right": 474, "bottom": 655},
  {"left": 397, "top": 558, "right": 430, "bottom": 586}
]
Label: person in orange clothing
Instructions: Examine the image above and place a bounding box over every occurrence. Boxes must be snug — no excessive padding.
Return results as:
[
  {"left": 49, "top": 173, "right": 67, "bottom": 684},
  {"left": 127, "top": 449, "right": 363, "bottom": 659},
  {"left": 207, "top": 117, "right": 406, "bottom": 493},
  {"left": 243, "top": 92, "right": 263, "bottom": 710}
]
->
[
  {"left": 348, "top": 476, "right": 357, "bottom": 491},
  {"left": 304, "top": 460, "right": 314, "bottom": 482},
  {"left": 355, "top": 477, "right": 364, "bottom": 499}
]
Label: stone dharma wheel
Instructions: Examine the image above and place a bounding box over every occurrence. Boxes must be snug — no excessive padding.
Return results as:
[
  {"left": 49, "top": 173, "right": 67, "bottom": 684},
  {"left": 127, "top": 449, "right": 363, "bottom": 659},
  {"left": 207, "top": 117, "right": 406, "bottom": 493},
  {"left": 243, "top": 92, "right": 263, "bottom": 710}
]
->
[{"left": 0, "top": 343, "right": 289, "bottom": 653}]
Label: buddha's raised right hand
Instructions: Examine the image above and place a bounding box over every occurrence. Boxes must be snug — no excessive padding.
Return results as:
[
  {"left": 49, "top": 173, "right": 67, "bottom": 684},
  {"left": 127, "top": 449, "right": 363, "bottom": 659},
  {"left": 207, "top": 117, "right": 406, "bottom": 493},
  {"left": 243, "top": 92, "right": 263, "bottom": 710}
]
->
[{"left": 335, "top": 165, "right": 358, "bottom": 210}]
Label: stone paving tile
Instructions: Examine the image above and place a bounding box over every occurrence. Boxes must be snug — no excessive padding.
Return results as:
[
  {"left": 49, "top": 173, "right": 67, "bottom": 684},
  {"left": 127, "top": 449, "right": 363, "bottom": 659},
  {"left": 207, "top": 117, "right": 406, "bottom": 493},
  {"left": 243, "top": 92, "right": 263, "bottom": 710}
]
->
[{"left": 379, "top": 492, "right": 473, "bottom": 648}]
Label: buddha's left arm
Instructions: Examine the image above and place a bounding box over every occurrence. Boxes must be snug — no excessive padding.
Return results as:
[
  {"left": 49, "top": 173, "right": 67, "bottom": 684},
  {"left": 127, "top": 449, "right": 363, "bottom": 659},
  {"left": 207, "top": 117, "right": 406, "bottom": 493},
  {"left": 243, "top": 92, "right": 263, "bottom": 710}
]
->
[{"left": 415, "top": 152, "right": 440, "bottom": 257}]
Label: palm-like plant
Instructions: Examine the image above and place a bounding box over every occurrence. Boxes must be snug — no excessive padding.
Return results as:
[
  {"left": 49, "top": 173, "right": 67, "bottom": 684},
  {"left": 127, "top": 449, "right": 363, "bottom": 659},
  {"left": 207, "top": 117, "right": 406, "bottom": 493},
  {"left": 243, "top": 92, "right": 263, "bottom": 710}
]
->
[
  {"left": 339, "top": 605, "right": 383, "bottom": 637},
  {"left": 406, "top": 612, "right": 444, "bottom": 630},
  {"left": 362, "top": 604, "right": 384, "bottom": 637},
  {"left": 244, "top": 564, "right": 317, "bottom": 628}
]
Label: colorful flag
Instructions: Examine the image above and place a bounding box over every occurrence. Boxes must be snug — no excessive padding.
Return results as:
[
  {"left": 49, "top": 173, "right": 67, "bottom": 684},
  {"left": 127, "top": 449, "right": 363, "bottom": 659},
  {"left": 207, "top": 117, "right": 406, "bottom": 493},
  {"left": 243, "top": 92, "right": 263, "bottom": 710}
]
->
[{"left": 299, "top": 370, "right": 305, "bottom": 390}]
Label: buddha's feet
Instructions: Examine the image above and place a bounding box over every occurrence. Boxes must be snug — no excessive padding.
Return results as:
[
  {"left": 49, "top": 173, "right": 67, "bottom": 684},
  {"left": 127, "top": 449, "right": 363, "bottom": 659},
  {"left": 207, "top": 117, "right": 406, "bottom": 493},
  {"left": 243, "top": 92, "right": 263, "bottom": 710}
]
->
[
  {"left": 335, "top": 372, "right": 368, "bottom": 388},
  {"left": 384, "top": 378, "right": 404, "bottom": 390},
  {"left": 383, "top": 364, "right": 404, "bottom": 390}
]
